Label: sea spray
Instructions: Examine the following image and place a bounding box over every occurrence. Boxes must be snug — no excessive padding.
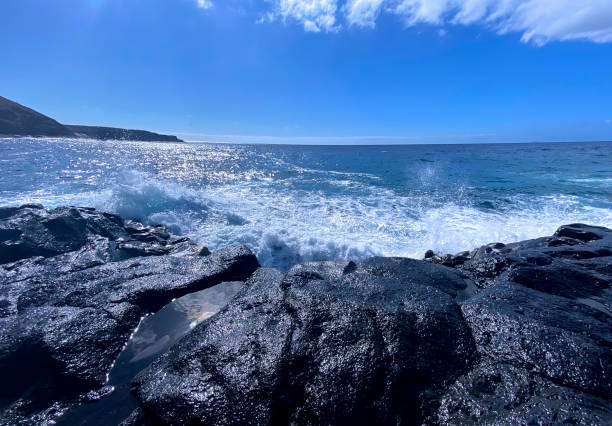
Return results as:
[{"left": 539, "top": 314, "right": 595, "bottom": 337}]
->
[{"left": 1, "top": 138, "right": 611, "bottom": 270}]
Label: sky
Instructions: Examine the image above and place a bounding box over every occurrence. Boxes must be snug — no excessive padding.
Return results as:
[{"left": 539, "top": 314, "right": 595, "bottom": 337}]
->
[{"left": 1, "top": 0, "right": 612, "bottom": 144}]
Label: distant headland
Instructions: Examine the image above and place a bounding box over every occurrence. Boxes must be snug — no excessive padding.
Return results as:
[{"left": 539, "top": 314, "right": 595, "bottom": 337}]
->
[{"left": 0, "top": 96, "right": 183, "bottom": 142}]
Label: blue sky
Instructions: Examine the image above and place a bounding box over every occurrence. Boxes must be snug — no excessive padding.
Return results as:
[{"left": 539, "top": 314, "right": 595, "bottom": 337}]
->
[{"left": 1, "top": 0, "right": 611, "bottom": 143}]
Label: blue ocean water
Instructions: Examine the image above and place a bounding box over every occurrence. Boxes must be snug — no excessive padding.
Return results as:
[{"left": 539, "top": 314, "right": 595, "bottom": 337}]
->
[{"left": 1, "top": 138, "right": 611, "bottom": 270}]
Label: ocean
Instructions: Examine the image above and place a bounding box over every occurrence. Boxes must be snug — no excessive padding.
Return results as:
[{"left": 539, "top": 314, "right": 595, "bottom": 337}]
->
[{"left": 1, "top": 138, "right": 611, "bottom": 270}]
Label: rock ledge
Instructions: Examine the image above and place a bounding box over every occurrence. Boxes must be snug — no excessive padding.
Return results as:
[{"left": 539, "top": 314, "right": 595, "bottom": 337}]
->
[
  {"left": 0, "top": 205, "right": 259, "bottom": 423},
  {"left": 131, "top": 224, "right": 611, "bottom": 425}
]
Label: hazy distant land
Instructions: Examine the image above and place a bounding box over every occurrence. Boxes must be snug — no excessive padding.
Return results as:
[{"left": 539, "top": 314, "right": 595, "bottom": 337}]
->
[{"left": 0, "top": 96, "right": 183, "bottom": 142}]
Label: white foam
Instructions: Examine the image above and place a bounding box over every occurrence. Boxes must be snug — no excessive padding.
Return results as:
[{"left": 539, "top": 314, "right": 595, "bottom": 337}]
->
[
  {"left": 4, "top": 168, "right": 611, "bottom": 270},
  {"left": 568, "top": 177, "right": 612, "bottom": 184},
  {"left": 108, "top": 172, "right": 612, "bottom": 268}
]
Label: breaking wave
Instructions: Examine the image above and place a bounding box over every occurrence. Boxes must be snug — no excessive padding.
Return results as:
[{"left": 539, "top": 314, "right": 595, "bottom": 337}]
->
[
  {"left": 2, "top": 139, "right": 611, "bottom": 271},
  {"left": 13, "top": 169, "right": 610, "bottom": 271}
]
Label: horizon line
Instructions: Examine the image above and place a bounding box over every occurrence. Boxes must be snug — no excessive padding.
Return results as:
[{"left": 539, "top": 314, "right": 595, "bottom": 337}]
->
[
  {"left": 172, "top": 132, "right": 612, "bottom": 146},
  {"left": 179, "top": 138, "right": 612, "bottom": 146}
]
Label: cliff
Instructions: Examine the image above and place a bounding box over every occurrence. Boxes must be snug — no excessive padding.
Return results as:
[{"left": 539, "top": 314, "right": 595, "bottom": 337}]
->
[
  {"left": 0, "top": 96, "right": 183, "bottom": 142},
  {"left": 0, "top": 96, "right": 73, "bottom": 137}
]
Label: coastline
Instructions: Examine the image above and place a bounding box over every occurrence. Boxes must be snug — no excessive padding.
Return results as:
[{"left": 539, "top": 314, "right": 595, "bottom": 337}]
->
[
  {"left": 0, "top": 96, "right": 183, "bottom": 143},
  {"left": 1, "top": 204, "right": 610, "bottom": 424}
]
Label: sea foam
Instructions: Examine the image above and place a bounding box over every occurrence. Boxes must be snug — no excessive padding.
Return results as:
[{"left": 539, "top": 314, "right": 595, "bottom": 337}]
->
[
  {"left": 1, "top": 139, "right": 610, "bottom": 271},
  {"left": 15, "top": 168, "right": 608, "bottom": 271}
]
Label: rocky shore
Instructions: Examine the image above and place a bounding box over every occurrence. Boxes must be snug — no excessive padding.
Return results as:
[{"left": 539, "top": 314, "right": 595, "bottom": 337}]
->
[
  {"left": 1, "top": 205, "right": 610, "bottom": 424},
  {"left": 0, "top": 205, "right": 258, "bottom": 423}
]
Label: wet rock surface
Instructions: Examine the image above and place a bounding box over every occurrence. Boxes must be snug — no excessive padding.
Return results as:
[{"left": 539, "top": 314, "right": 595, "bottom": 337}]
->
[
  {"left": 428, "top": 223, "right": 612, "bottom": 424},
  {"left": 438, "top": 362, "right": 611, "bottom": 425},
  {"left": 133, "top": 263, "right": 477, "bottom": 425},
  {"left": 131, "top": 224, "right": 612, "bottom": 425},
  {"left": 2, "top": 206, "right": 611, "bottom": 425},
  {"left": 0, "top": 205, "right": 259, "bottom": 424}
]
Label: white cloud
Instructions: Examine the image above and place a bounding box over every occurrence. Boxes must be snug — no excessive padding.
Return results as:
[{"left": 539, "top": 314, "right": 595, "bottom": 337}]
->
[
  {"left": 202, "top": 0, "right": 612, "bottom": 45},
  {"left": 274, "top": 0, "right": 339, "bottom": 32},
  {"left": 393, "top": 0, "right": 452, "bottom": 25},
  {"left": 491, "top": 0, "right": 612, "bottom": 45},
  {"left": 256, "top": 12, "right": 276, "bottom": 24},
  {"left": 347, "top": 0, "right": 612, "bottom": 45},
  {"left": 196, "top": 0, "right": 213, "bottom": 9},
  {"left": 344, "top": 0, "right": 385, "bottom": 28}
]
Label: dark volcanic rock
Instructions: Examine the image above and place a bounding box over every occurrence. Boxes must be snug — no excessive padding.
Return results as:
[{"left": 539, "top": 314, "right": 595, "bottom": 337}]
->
[
  {"left": 426, "top": 223, "right": 612, "bottom": 289},
  {"left": 3, "top": 205, "right": 611, "bottom": 425},
  {"left": 461, "top": 281, "right": 611, "bottom": 397},
  {"left": 438, "top": 363, "right": 612, "bottom": 424},
  {"left": 358, "top": 257, "right": 476, "bottom": 301},
  {"left": 427, "top": 223, "right": 612, "bottom": 423},
  {"left": 132, "top": 261, "right": 477, "bottom": 425},
  {"left": 131, "top": 224, "right": 612, "bottom": 425},
  {"left": 0, "top": 205, "right": 259, "bottom": 423}
]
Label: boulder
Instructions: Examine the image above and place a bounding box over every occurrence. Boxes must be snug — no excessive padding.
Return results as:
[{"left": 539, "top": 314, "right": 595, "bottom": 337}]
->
[
  {"left": 132, "top": 261, "right": 477, "bottom": 424},
  {"left": 460, "top": 280, "right": 611, "bottom": 397},
  {"left": 434, "top": 223, "right": 612, "bottom": 423},
  {"left": 0, "top": 205, "right": 194, "bottom": 265}
]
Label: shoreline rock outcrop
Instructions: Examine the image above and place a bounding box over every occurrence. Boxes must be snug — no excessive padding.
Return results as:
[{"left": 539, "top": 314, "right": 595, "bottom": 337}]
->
[
  {"left": 132, "top": 262, "right": 478, "bottom": 425},
  {"left": 0, "top": 205, "right": 259, "bottom": 423},
  {"left": 131, "top": 224, "right": 611, "bottom": 425},
  {"left": 1, "top": 204, "right": 610, "bottom": 425}
]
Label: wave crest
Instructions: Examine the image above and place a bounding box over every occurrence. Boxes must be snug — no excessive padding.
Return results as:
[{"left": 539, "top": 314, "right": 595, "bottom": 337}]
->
[{"left": 4, "top": 168, "right": 611, "bottom": 271}]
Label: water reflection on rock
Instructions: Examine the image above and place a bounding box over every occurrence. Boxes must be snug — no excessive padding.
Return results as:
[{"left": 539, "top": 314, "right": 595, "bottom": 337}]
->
[{"left": 57, "top": 281, "right": 242, "bottom": 425}]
